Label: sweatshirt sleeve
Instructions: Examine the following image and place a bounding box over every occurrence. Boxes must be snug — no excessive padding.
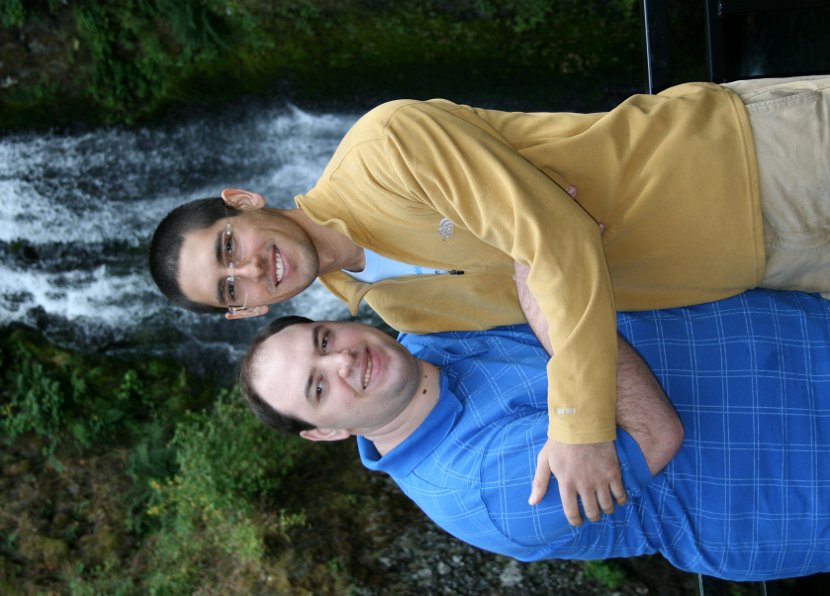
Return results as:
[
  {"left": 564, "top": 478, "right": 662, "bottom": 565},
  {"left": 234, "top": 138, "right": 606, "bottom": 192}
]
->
[{"left": 381, "top": 102, "right": 618, "bottom": 443}]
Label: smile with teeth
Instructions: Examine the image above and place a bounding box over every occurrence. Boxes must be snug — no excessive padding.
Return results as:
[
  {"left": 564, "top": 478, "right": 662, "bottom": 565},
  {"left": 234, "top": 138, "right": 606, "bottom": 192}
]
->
[
  {"left": 362, "top": 351, "right": 373, "bottom": 389},
  {"left": 273, "top": 247, "right": 284, "bottom": 284}
]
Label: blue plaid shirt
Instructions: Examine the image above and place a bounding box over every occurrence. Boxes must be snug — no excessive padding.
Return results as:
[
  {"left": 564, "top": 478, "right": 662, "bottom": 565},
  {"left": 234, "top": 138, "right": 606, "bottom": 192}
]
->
[{"left": 357, "top": 289, "right": 830, "bottom": 580}]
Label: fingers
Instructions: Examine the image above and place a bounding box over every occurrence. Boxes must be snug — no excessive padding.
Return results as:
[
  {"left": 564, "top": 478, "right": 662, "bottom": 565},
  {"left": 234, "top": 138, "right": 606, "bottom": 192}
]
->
[
  {"left": 528, "top": 449, "right": 552, "bottom": 506},
  {"left": 537, "top": 439, "right": 627, "bottom": 525},
  {"left": 559, "top": 483, "right": 583, "bottom": 527},
  {"left": 570, "top": 485, "right": 619, "bottom": 525},
  {"left": 581, "top": 497, "right": 601, "bottom": 523},
  {"left": 611, "top": 478, "right": 628, "bottom": 506},
  {"left": 595, "top": 486, "right": 616, "bottom": 517},
  {"left": 589, "top": 480, "right": 628, "bottom": 521}
]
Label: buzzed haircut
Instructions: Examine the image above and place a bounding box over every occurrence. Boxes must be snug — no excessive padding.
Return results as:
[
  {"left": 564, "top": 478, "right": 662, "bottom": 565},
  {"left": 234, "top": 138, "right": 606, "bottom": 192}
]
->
[
  {"left": 149, "top": 197, "right": 240, "bottom": 313},
  {"left": 238, "top": 315, "right": 316, "bottom": 435}
]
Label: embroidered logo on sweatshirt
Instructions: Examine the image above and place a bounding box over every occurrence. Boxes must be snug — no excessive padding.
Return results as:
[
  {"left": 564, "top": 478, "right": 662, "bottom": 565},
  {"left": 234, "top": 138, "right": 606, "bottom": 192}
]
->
[{"left": 438, "top": 217, "right": 454, "bottom": 241}]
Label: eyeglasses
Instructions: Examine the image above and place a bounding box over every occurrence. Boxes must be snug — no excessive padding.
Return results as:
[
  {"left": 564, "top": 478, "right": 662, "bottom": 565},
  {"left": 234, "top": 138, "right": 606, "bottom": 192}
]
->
[{"left": 221, "top": 220, "right": 248, "bottom": 313}]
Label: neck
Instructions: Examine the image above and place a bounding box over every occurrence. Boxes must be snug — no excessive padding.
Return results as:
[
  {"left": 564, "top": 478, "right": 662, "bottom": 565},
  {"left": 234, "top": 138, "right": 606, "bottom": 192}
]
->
[
  {"left": 281, "top": 208, "right": 365, "bottom": 274},
  {"left": 366, "top": 360, "right": 441, "bottom": 455}
]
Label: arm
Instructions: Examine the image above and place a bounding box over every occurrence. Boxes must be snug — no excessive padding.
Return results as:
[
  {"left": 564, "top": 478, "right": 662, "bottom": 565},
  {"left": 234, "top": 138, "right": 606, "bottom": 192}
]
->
[
  {"left": 614, "top": 336, "right": 683, "bottom": 475},
  {"left": 516, "top": 262, "right": 683, "bottom": 522},
  {"left": 383, "top": 102, "right": 619, "bottom": 448}
]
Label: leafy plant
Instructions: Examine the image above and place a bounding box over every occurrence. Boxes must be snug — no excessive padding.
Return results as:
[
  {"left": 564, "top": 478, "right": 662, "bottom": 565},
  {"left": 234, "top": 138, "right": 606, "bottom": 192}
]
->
[
  {"left": 2, "top": 334, "right": 70, "bottom": 454},
  {"left": 140, "top": 388, "right": 301, "bottom": 592},
  {"left": 0, "top": 326, "right": 192, "bottom": 457},
  {"left": 0, "top": 0, "right": 25, "bottom": 28},
  {"left": 2, "top": 0, "right": 644, "bottom": 129},
  {"left": 584, "top": 559, "right": 627, "bottom": 589}
]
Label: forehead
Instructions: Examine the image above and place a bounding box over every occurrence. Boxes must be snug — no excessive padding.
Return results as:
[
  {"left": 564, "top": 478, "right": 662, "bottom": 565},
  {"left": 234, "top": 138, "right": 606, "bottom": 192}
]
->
[
  {"left": 176, "top": 220, "right": 227, "bottom": 306},
  {"left": 258, "top": 324, "right": 312, "bottom": 367},
  {"left": 252, "top": 323, "right": 315, "bottom": 410}
]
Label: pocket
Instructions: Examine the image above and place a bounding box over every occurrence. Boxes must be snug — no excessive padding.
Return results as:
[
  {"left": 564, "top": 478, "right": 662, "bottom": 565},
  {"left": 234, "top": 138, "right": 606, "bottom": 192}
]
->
[{"left": 741, "top": 87, "right": 821, "bottom": 112}]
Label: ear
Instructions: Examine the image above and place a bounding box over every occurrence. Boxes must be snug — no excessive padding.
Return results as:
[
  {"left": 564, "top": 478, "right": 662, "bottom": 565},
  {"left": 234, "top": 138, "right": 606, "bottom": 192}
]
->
[
  {"left": 224, "top": 305, "right": 270, "bottom": 320},
  {"left": 221, "top": 188, "right": 266, "bottom": 210},
  {"left": 299, "top": 428, "right": 351, "bottom": 442}
]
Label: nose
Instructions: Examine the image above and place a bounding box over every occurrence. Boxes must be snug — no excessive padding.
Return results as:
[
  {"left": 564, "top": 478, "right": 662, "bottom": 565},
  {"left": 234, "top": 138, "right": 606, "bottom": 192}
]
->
[
  {"left": 327, "top": 349, "right": 355, "bottom": 379},
  {"left": 225, "top": 256, "right": 263, "bottom": 279}
]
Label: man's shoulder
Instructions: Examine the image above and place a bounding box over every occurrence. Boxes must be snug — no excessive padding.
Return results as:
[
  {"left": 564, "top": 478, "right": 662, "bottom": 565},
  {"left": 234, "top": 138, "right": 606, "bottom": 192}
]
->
[
  {"left": 399, "top": 325, "right": 540, "bottom": 361},
  {"left": 308, "top": 97, "right": 468, "bottom": 189},
  {"left": 312, "top": 100, "right": 430, "bottom": 183},
  {"left": 347, "top": 98, "right": 461, "bottom": 140}
]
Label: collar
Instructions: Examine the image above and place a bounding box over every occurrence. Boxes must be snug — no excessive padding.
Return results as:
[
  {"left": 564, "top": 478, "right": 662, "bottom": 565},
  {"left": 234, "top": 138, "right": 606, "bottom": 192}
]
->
[{"left": 357, "top": 373, "right": 461, "bottom": 476}]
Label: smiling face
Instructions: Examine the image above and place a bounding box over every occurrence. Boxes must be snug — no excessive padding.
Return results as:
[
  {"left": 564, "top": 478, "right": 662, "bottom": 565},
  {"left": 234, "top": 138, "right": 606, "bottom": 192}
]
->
[
  {"left": 176, "top": 208, "right": 320, "bottom": 312},
  {"left": 249, "top": 321, "right": 424, "bottom": 437}
]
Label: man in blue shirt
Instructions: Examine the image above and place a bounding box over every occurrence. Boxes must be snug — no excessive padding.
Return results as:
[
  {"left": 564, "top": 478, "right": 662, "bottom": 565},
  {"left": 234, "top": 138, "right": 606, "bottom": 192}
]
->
[{"left": 238, "top": 288, "right": 830, "bottom": 581}]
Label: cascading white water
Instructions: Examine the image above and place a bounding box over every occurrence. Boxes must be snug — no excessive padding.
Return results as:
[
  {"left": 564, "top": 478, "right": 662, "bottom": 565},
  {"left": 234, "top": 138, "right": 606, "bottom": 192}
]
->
[{"left": 0, "top": 102, "right": 368, "bottom": 375}]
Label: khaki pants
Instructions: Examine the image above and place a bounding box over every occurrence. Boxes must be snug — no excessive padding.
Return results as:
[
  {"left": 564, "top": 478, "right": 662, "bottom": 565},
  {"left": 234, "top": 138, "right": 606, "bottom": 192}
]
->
[{"left": 721, "top": 76, "right": 830, "bottom": 297}]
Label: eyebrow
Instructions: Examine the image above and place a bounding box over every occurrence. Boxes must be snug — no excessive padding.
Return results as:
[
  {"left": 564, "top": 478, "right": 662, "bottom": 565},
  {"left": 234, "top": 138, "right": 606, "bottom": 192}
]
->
[
  {"left": 304, "top": 325, "right": 322, "bottom": 403},
  {"left": 215, "top": 229, "right": 223, "bottom": 264},
  {"left": 215, "top": 230, "right": 225, "bottom": 305}
]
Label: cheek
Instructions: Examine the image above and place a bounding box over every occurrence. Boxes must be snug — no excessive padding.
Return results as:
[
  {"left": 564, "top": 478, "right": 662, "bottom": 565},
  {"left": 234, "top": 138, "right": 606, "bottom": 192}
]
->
[{"left": 328, "top": 388, "right": 358, "bottom": 411}]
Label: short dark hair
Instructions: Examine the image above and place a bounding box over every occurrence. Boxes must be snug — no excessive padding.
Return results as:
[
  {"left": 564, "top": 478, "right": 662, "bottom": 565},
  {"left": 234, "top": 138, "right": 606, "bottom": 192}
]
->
[
  {"left": 148, "top": 197, "right": 240, "bottom": 313},
  {"left": 238, "top": 315, "right": 316, "bottom": 435}
]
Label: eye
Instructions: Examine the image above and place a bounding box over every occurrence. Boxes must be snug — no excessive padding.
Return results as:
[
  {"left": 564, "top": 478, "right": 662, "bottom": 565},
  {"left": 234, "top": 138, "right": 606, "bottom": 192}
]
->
[
  {"left": 320, "top": 332, "right": 329, "bottom": 353},
  {"left": 226, "top": 277, "right": 237, "bottom": 302},
  {"left": 223, "top": 229, "right": 234, "bottom": 263},
  {"left": 315, "top": 377, "right": 325, "bottom": 399}
]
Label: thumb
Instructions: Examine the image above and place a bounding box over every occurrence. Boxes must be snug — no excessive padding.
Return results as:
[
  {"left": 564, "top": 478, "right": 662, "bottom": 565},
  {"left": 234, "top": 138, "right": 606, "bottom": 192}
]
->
[{"left": 529, "top": 448, "right": 553, "bottom": 505}]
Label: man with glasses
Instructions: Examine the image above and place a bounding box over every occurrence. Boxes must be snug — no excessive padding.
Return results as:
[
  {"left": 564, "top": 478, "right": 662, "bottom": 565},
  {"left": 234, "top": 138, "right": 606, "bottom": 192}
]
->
[
  {"left": 150, "top": 76, "right": 830, "bottom": 527},
  {"left": 150, "top": 195, "right": 343, "bottom": 316}
]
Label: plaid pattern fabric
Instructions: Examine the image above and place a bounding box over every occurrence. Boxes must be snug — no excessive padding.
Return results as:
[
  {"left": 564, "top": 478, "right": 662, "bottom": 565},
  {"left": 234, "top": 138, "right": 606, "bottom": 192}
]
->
[
  {"left": 358, "top": 289, "right": 830, "bottom": 580},
  {"left": 619, "top": 290, "right": 830, "bottom": 580}
]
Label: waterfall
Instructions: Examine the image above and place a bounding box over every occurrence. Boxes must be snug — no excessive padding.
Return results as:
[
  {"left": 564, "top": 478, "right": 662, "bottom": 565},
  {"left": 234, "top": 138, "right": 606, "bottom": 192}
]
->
[{"left": 0, "top": 101, "right": 365, "bottom": 376}]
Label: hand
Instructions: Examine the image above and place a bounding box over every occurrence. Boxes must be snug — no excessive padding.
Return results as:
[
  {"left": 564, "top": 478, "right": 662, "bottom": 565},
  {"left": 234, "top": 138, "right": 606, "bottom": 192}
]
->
[{"left": 528, "top": 438, "right": 627, "bottom": 526}]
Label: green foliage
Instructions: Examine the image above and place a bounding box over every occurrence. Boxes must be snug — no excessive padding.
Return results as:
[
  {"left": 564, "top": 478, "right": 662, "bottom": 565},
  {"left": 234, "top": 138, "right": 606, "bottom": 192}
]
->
[
  {"left": 66, "top": 557, "right": 137, "bottom": 596},
  {"left": 0, "top": 0, "right": 25, "bottom": 28},
  {"left": 169, "top": 387, "right": 296, "bottom": 508},
  {"left": 1, "top": 325, "right": 304, "bottom": 592},
  {"left": 0, "top": 0, "right": 65, "bottom": 27},
  {"left": 66, "top": 0, "right": 246, "bottom": 123},
  {"left": 584, "top": 559, "right": 628, "bottom": 589},
  {"left": 123, "top": 419, "right": 178, "bottom": 538},
  {"left": 0, "top": 329, "right": 100, "bottom": 457},
  {"left": 1, "top": 342, "right": 64, "bottom": 446},
  {"left": 2, "top": 0, "right": 643, "bottom": 128},
  {"left": 0, "top": 326, "right": 196, "bottom": 458},
  {"left": 140, "top": 387, "right": 301, "bottom": 592}
]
